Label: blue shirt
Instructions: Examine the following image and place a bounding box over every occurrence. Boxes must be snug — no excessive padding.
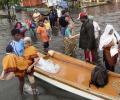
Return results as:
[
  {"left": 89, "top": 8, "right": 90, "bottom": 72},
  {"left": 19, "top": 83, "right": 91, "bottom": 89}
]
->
[{"left": 10, "top": 39, "right": 24, "bottom": 56}]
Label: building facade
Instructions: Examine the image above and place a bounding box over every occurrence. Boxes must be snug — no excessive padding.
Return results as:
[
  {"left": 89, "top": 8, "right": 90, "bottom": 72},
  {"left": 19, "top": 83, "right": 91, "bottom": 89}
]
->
[{"left": 21, "top": 0, "right": 42, "bottom": 7}]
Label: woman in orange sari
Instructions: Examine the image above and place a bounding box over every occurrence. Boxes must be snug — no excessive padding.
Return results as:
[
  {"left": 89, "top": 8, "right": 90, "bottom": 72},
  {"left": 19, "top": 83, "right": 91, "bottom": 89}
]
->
[{"left": 23, "top": 37, "right": 39, "bottom": 95}]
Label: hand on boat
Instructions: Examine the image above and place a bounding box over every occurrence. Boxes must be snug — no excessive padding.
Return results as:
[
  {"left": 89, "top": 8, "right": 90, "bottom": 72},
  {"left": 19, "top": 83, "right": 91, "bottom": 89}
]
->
[
  {"left": 27, "top": 67, "right": 32, "bottom": 73},
  {"left": 37, "top": 52, "right": 42, "bottom": 58},
  {"left": 27, "top": 58, "right": 40, "bottom": 73},
  {"left": 34, "top": 58, "right": 40, "bottom": 62}
]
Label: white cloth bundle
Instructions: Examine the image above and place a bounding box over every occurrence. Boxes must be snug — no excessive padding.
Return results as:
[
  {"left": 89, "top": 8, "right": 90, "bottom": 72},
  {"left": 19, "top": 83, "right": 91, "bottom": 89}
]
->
[
  {"left": 36, "top": 58, "right": 60, "bottom": 74},
  {"left": 99, "top": 24, "right": 120, "bottom": 57}
]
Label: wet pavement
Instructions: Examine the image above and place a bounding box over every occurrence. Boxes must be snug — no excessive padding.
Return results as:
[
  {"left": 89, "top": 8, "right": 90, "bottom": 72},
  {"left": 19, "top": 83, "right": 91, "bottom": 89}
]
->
[{"left": 0, "top": 2, "right": 120, "bottom": 100}]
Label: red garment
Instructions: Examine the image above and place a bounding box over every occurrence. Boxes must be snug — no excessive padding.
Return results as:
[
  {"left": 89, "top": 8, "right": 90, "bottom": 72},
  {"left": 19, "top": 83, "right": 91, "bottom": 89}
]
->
[
  {"left": 25, "top": 19, "right": 31, "bottom": 28},
  {"left": 84, "top": 50, "right": 95, "bottom": 63},
  {"left": 78, "top": 12, "right": 87, "bottom": 19}
]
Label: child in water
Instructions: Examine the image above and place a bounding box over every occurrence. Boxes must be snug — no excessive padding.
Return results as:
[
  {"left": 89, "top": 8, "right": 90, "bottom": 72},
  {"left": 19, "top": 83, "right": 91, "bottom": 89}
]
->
[
  {"left": 44, "top": 17, "right": 52, "bottom": 40},
  {"left": 37, "top": 20, "right": 50, "bottom": 53}
]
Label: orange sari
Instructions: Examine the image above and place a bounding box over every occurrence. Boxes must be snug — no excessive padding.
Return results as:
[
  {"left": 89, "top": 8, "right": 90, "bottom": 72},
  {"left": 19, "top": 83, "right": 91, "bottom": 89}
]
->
[
  {"left": 15, "top": 56, "right": 28, "bottom": 77},
  {"left": 2, "top": 53, "right": 27, "bottom": 77},
  {"left": 24, "top": 46, "right": 38, "bottom": 66},
  {"left": 2, "top": 53, "right": 17, "bottom": 74},
  {"left": 23, "top": 46, "right": 38, "bottom": 75}
]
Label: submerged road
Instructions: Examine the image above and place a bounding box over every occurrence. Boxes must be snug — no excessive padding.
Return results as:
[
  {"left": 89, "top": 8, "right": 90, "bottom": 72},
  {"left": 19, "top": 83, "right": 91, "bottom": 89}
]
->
[{"left": 0, "top": 2, "right": 120, "bottom": 100}]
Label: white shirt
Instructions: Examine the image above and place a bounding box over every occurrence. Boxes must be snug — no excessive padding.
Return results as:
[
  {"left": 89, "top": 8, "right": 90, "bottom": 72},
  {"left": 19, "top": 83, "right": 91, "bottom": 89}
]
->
[
  {"left": 93, "top": 21, "right": 101, "bottom": 39},
  {"left": 57, "top": 8, "right": 62, "bottom": 17}
]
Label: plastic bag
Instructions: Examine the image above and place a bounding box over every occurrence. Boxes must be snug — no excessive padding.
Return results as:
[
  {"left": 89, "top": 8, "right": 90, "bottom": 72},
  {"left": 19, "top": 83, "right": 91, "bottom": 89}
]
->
[{"left": 36, "top": 58, "right": 60, "bottom": 73}]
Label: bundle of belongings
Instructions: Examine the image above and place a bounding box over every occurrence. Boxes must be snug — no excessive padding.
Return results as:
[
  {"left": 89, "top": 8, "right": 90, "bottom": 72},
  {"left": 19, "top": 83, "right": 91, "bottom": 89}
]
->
[
  {"left": 36, "top": 57, "right": 60, "bottom": 74},
  {"left": 89, "top": 50, "right": 108, "bottom": 88}
]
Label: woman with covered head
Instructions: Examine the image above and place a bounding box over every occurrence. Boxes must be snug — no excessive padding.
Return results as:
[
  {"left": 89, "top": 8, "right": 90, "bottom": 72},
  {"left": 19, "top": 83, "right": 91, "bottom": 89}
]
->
[
  {"left": 63, "top": 16, "right": 76, "bottom": 57},
  {"left": 99, "top": 24, "right": 120, "bottom": 71},
  {"left": 23, "top": 37, "right": 40, "bottom": 95}
]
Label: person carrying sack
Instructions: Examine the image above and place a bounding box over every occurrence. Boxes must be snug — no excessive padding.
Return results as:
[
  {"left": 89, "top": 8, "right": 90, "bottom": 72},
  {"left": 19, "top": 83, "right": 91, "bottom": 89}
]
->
[{"left": 99, "top": 24, "right": 120, "bottom": 72}]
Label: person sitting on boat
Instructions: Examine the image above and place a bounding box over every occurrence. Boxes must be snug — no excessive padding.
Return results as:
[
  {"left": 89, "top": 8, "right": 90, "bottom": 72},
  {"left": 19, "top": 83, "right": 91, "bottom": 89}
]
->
[
  {"left": 64, "top": 16, "right": 76, "bottom": 57},
  {"left": 99, "top": 24, "right": 120, "bottom": 71},
  {"left": 0, "top": 45, "right": 17, "bottom": 80},
  {"left": 36, "top": 20, "right": 50, "bottom": 53},
  {"left": 23, "top": 37, "right": 40, "bottom": 95}
]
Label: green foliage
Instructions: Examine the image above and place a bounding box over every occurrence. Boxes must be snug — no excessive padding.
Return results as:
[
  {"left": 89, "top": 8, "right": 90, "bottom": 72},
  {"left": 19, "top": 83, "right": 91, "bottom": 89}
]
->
[
  {"left": 9, "top": 0, "right": 21, "bottom": 5},
  {"left": 0, "top": 0, "right": 21, "bottom": 9}
]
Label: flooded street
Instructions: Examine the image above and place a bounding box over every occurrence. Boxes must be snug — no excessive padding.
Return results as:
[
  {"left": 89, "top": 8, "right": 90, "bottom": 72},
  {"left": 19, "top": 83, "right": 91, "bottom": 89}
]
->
[{"left": 0, "top": 2, "right": 120, "bottom": 100}]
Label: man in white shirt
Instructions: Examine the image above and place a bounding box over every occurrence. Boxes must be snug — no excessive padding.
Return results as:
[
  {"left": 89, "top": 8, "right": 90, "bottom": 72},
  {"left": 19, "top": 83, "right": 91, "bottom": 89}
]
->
[
  {"left": 56, "top": 6, "right": 62, "bottom": 18},
  {"left": 93, "top": 21, "right": 101, "bottom": 39}
]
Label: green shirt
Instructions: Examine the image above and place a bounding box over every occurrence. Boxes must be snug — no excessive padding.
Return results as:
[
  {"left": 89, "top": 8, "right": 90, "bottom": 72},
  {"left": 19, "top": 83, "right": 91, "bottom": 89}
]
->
[{"left": 65, "top": 27, "right": 72, "bottom": 37}]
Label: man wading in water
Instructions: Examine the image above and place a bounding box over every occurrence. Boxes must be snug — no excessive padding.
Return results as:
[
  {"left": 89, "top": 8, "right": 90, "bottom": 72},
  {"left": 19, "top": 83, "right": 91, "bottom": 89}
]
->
[{"left": 78, "top": 12, "right": 96, "bottom": 63}]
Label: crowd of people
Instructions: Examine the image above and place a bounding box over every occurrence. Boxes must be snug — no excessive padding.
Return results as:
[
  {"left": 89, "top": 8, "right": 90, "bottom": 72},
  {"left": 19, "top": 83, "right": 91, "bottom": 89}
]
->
[
  {"left": 78, "top": 12, "right": 120, "bottom": 72},
  {"left": 0, "top": 6, "right": 120, "bottom": 98}
]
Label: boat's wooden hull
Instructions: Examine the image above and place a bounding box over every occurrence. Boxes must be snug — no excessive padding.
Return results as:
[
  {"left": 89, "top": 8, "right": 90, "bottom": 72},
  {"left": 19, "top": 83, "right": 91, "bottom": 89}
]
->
[{"left": 34, "top": 50, "right": 120, "bottom": 100}]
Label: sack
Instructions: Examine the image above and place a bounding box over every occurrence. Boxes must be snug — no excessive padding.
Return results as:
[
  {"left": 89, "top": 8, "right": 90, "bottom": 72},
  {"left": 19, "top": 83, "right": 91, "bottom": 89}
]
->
[{"left": 89, "top": 66, "right": 108, "bottom": 88}]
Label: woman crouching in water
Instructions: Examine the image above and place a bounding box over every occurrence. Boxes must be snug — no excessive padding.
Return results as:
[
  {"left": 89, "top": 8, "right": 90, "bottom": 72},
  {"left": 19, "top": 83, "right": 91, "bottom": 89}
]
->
[{"left": 99, "top": 24, "right": 120, "bottom": 72}]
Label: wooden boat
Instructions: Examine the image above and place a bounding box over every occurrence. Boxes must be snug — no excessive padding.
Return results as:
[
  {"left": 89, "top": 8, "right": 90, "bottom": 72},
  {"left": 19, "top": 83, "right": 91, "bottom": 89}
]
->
[{"left": 34, "top": 50, "right": 120, "bottom": 100}]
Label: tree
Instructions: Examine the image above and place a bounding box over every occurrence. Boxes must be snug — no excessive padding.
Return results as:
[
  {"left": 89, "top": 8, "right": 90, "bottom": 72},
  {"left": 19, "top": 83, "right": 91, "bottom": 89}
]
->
[{"left": 0, "top": 0, "right": 21, "bottom": 23}]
